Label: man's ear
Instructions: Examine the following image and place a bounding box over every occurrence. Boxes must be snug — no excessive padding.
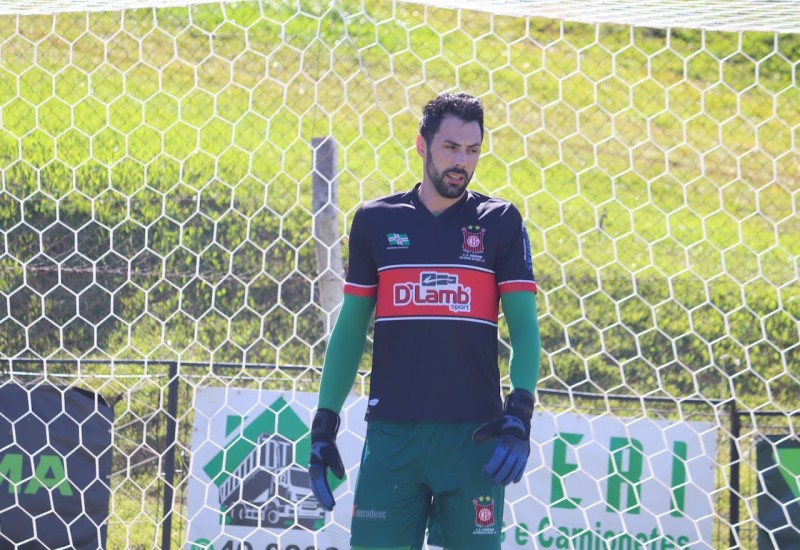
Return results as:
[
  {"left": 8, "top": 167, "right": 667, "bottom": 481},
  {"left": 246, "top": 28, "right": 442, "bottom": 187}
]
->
[{"left": 415, "top": 134, "right": 425, "bottom": 158}]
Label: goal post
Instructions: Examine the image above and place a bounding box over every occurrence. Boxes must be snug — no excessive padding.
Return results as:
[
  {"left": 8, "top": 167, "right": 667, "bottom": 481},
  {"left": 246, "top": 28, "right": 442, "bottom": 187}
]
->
[{"left": 0, "top": 0, "right": 797, "bottom": 548}]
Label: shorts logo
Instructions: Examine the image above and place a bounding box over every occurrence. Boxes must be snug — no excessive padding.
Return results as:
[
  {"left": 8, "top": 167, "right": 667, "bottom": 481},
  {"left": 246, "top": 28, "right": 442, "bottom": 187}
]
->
[
  {"left": 353, "top": 506, "right": 387, "bottom": 520},
  {"left": 472, "top": 496, "right": 497, "bottom": 534},
  {"left": 393, "top": 271, "right": 471, "bottom": 313},
  {"left": 460, "top": 226, "right": 486, "bottom": 262}
]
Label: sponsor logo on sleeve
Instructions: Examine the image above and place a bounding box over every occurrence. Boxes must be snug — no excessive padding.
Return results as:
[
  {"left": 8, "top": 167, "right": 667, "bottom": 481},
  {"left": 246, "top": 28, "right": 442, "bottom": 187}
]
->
[{"left": 522, "top": 221, "right": 533, "bottom": 271}]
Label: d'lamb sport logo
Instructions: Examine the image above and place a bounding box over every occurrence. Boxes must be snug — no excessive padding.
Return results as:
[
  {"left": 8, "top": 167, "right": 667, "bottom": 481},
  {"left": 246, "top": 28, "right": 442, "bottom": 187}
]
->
[{"left": 393, "top": 271, "right": 472, "bottom": 312}]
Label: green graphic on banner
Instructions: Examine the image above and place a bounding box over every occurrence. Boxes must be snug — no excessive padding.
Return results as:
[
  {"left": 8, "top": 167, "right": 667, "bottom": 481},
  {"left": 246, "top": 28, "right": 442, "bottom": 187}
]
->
[
  {"left": 757, "top": 435, "right": 800, "bottom": 549},
  {"left": 777, "top": 447, "right": 800, "bottom": 500},
  {"left": 201, "top": 396, "right": 340, "bottom": 530}
]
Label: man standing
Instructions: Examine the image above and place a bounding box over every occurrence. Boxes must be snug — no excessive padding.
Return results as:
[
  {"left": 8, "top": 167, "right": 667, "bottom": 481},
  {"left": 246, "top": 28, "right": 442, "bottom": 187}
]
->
[{"left": 308, "top": 92, "right": 541, "bottom": 550}]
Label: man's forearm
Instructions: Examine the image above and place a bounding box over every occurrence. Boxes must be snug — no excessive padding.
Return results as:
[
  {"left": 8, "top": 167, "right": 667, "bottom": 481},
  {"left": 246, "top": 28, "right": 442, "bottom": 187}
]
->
[
  {"left": 317, "top": 294, "right": 375, "bottom": 413},
  {"left": 501, "top": 291, "right": 541, "bottom": 393}
]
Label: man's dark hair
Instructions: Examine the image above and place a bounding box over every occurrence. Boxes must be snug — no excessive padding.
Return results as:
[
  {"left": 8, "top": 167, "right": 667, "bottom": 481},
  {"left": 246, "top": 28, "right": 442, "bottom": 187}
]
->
[{"left": 419, "top": 92, "right": 484, "bottom": 145}]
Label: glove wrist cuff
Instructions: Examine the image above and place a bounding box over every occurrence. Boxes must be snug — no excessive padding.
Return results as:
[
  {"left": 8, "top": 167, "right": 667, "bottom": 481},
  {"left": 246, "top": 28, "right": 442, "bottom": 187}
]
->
[
  {"left": 311, "top": 408, "right": 340, "bottom": 438},
  {"left": 505, "top": 389, "right": 534, "bottom": 422}
]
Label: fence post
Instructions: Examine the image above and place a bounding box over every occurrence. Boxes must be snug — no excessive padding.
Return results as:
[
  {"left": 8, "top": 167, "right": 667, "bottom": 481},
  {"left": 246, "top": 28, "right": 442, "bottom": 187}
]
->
[
  {"left": 729, "top": 399, "right": 741, "bottom": 549},
  {"left": 161, "top": 361, "right": 180, "bottom": 550},
  {"left": 311, "top": 137, "right": 344, "bottom": 335}
]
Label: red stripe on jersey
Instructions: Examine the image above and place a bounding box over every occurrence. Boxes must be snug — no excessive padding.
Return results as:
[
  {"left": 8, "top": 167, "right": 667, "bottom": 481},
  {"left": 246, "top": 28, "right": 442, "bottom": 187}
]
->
[
  {"left": 376, "top": 266, "right": 498, "bottom": 323},
  {"left": 498, "top": 280, "right": 538, "bottom": 294},
  {"left": 344, "top": 282, "right": 378, "bottom": 298}
]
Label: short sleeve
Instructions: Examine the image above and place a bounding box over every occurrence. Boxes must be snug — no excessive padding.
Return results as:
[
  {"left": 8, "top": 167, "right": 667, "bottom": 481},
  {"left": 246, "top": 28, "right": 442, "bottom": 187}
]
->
[
  {"left": 343, "top": 206, "right": 378, "bottom": 298},
  {"left": 495, "top": 204, "right": 538, "bottom": 295}
]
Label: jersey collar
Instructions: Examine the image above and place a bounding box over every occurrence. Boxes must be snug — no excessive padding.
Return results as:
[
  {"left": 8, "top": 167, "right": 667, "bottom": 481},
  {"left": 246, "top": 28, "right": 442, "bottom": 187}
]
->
[{"left": 410, "top": 182, "right": 471, "bottom": 219}]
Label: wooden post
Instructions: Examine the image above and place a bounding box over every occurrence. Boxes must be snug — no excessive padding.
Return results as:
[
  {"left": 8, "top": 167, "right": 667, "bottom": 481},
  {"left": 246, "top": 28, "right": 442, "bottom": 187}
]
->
[{"left": 312, "top": 137, "right": 344, "bottom": 336}]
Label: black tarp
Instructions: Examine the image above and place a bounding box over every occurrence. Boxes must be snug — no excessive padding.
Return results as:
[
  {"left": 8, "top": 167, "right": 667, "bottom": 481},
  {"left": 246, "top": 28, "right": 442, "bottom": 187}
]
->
[
  {"left": 757, "top": 435, "right": 800, "bottom": 549},
  {"left": 0, "top": 382, "right": 113, "bottom": 549}
]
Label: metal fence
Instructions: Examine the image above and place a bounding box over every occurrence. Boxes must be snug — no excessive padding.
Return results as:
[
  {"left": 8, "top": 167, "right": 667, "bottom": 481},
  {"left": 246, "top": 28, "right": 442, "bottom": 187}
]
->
[{"left": 1, "top": 358, "right": 797, "bottom": 549}]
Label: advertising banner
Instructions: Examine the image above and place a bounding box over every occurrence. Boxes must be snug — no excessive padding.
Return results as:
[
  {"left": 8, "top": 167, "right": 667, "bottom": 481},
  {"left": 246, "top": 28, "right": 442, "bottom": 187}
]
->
[
  {"left": 518, "top": 411, "right": 716, "bottom": 549},
  {"left": 757, "top": 435, "right": 800, "bottom": 548},
  {"left": 0, "top": 382, "right": 114, "bottom": 549},
  {"left": 185, "top": 389, "right": 717, "bottom": 550}
]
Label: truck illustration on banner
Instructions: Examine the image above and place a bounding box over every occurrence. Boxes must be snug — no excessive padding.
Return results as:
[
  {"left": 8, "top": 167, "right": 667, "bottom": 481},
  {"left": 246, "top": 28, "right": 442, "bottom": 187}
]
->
[
  {"left": 218, "top": 433, "right": 323, "bottom": 528},
  {"left": 192, "top": 394, "right": 345, "bottom": 539}
]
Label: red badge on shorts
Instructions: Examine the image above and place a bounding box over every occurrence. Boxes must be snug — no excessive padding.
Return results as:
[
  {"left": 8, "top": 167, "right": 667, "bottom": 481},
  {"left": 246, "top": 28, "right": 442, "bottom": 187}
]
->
[{"left": 472, "top": 496, "right": 495, "bottom": 527}]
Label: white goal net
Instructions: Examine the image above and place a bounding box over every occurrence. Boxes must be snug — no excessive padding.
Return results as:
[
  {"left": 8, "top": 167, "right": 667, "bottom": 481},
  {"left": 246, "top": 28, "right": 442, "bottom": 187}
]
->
[{"left": 0, "top": 0, "right": 797, "bottom": 549}]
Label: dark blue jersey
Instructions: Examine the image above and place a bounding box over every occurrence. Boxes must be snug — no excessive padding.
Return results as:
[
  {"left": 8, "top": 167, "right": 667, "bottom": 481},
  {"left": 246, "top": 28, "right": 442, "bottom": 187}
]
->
[{"left": 344, "top": 184, "right": 537, "bottom": 422}]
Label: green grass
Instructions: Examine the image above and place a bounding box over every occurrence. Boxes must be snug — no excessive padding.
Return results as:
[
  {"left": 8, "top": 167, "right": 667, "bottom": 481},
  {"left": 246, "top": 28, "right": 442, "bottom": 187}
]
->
[{"left": 0, "top": 0, "right": 797, "bottom": 390}]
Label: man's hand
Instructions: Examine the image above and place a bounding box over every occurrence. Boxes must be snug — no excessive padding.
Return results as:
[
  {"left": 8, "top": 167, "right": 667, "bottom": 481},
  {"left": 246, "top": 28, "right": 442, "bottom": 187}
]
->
[
  {"left": 308, "top": 408, "right": 345, "bottom": 511},
  {"left": 472, "top": 389, "right": 534, "bottom": 485}
]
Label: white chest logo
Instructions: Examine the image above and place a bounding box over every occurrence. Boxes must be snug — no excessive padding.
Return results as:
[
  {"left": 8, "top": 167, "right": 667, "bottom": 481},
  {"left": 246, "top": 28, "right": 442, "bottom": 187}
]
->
[{"left": 392, "top": 271, "right": 472, "bottom": 313}]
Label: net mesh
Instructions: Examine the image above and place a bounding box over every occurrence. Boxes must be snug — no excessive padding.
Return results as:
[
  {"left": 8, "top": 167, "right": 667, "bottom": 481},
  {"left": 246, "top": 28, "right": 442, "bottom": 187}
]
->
[{"left": 0, "top": 0, "right": 798, "bottom": 548}]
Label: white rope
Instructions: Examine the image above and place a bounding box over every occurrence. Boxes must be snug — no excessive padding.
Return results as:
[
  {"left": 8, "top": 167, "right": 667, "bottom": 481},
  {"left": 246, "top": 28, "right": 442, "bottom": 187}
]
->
[
  {"left": 4, "top": 0, "right": 800, "bottom": 32},
  {"left": 399, "top": 0, "right": 800, "bottom": 32},
  {"left": 0, "top": 0, "right": 225, "bottom": 16}
]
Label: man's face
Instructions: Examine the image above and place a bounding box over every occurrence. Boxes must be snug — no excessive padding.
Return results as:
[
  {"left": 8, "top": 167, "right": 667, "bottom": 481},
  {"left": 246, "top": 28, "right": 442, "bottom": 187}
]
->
[{"left": 422, "top": 115, "right": 482, "bottom": 199}]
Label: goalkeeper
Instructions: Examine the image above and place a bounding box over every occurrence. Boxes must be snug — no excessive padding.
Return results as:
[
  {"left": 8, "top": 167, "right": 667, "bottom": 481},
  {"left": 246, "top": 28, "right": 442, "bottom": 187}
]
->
[{"left": 308, "top": 92, "right": 541, "bottom": 550}]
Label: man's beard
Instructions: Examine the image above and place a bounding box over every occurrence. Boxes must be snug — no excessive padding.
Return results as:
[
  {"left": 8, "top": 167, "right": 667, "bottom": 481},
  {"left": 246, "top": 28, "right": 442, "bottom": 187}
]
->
[{"left": 426, "top": 154, "right": 472, "bottom": 199}]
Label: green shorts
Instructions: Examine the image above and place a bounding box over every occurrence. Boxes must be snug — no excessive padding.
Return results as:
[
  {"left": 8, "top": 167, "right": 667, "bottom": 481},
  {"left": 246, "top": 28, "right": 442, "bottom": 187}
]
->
[{"left": 350, "top": 420, "right": 505, "bottom": 550}]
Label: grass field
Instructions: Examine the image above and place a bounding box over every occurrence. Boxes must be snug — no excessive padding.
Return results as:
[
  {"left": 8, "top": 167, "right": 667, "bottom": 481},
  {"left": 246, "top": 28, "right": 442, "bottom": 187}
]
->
[{"left": 1, "top": 0, "right": 797, "bottom": 380}]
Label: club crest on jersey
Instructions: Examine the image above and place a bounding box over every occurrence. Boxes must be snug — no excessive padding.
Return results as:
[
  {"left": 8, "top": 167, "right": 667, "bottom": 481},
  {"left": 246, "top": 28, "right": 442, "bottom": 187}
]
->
[
  {"left": 460, "top": 225, "right": 486, "bottom": 262},
  {"left": 393, "top": 271, "right": 471, "bottom": 312},
  {"left": 472, "top": 496, "right": 497, "bottom": 534}
]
